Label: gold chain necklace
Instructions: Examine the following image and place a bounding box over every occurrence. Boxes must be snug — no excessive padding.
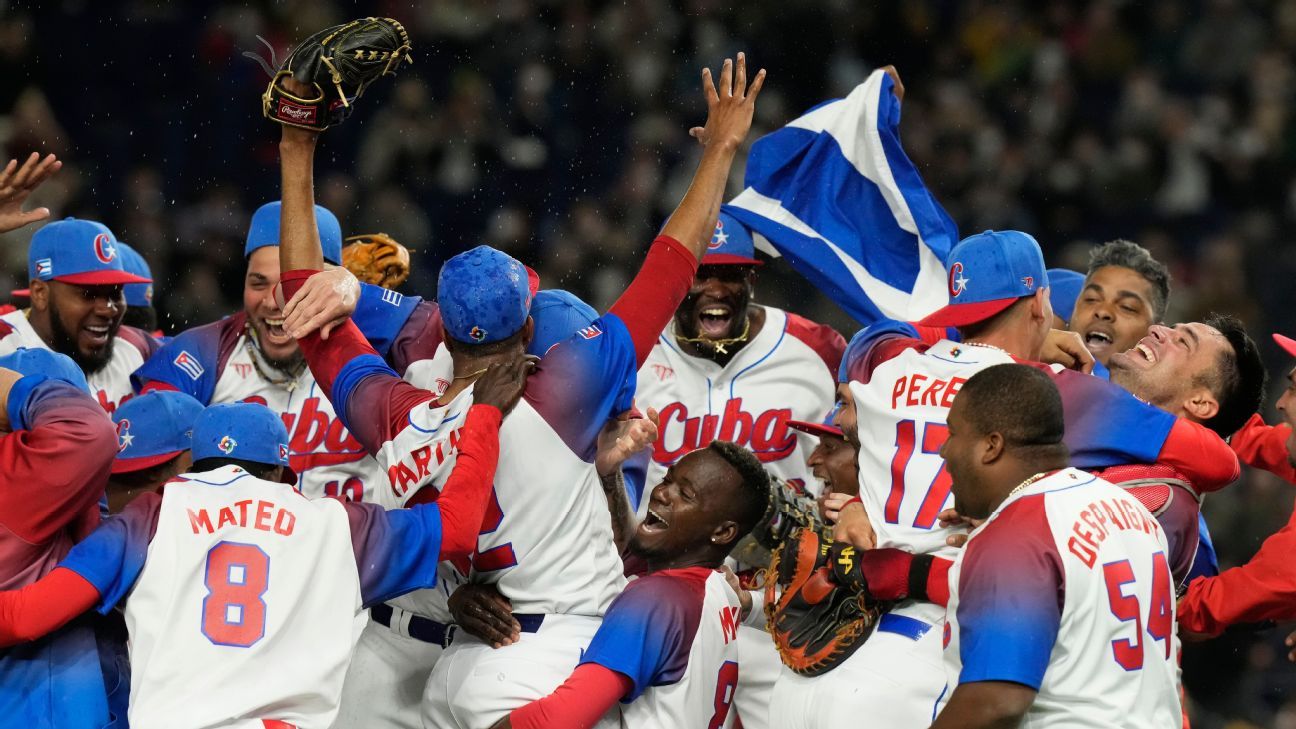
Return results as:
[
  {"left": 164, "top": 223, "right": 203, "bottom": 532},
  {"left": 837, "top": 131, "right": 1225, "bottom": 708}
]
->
[
  {"left": 1005, "top": 471, "right": 1050, "bottom": 501},
  {"left": 673, "top": 317, "right": 752, "bottom": 356},
  {"left": 453, "top": 367, "right": 488, "bottom": 381},
  {"left": 244, "top": 322, "right": 307, "bottom": 392}
]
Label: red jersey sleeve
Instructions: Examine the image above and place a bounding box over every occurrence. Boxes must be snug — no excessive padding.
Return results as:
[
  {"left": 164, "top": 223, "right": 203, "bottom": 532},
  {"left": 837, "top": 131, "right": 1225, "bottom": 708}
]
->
[
  {"left": 0, "top": 567, "right": 100, "bottom": 646},
  {"left": 1229, "top": 413, "right": 1296, "bottom": 483},
  {"left": 785, "top": 313, "right": 846, "bottom": 379},
  {"left": 1178, "top": 504, "right": 1296, "bottom": 637},
  {"left": 607, "top": 235, "right": 699, "bottom": 366},
  {"left": 509, "top": 662, "right": 633, "bottom": 729}
]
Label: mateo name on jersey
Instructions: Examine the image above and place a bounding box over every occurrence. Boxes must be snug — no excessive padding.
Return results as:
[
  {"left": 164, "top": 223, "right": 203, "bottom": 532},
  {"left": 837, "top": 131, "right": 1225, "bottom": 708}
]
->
[
  {"left": 186, "top": 498, "right": 298, "bottom": 537},
  {"left": 654, "top": 397, "right": 794, "bottom": 463}
]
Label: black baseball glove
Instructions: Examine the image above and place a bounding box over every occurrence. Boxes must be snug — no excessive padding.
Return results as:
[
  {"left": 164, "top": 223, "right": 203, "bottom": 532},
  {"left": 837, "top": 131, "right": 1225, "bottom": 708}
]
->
[{"left": 257, "top": 17, "right": 413, "bottom": 131}]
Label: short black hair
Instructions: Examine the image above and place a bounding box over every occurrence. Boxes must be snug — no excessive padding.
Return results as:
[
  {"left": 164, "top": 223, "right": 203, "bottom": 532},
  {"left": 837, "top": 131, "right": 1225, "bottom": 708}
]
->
[
  {"left": 122, "top": 305, "right": 157, "bottom": 332},
  {"left": 191, "top": 457, "right": 282, "bottom": 480},
  {"left": 1197, "top": 313, "right": 1266, "bottom": 437},
  {"left": 1087, "top": 240, "right": 1171, "bottom": 320},
  {"left": 706, "top": 440, "right": 771, "bottom": 540},
  {"left": 956, "top": 364, "right": 1066, "bottom": 452}
]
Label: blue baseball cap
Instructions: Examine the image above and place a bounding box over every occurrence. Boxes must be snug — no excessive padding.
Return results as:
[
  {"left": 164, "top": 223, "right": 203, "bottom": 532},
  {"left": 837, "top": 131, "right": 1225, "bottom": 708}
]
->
[
  {"left": 527, "top": 289, "right": 597, "bottom": 356},
  {"left": 111, "top": 391, "right": 204, "bottom": 474},
  {"left": 916, "top": 230, "right": 1048, "bottom": 328},
  {"left": 245, "top": 201, "right": 343, "bottom": 265},
  {"left": 116, "top": 242, "right": 154, "bottom": 308},
  {"left": 438, "top": 245, "right": 534, "bottom": 345},
  {"left": 703, "top": 211, "right": 763, "bottom": 266},
  {"left": 27, "top": 218, "right": 152, "bottom": 287},
  {"left": 0, "top": 347, "right": 88, "bottom": 392},
  {"left": 1047, "top": 268, "right": 1085, "bottom": 324},
  {"left": 192, "top": 402, "right": 296, "bottom": 484}
]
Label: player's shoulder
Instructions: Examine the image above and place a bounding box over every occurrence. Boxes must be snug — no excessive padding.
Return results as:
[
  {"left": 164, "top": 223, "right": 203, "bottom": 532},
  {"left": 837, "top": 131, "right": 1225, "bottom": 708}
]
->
[
  {"left": 840, "top": 320, "right": 931, "bottom": 384},
  {"left": 777, "top": 308, "right": 846, "bottom": 373},
  {"left": 116, "top": 325, "right": 161, "bottom": 361},
  {"left": 608, "top": 567, "right": 710, "bottom": 627}
]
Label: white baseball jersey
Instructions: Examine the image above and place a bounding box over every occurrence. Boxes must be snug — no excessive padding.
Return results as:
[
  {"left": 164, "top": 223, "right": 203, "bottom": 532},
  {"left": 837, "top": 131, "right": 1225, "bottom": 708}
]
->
[
  {"left": 0, "top": 309, "right": 156, "bottom": 415},
  {"left": 940, "top": 468, "right": 1181, "bottom": 727},
  {"left": 635, "top": 306, "right": 843, "bottom": 515},
  {"left": 320, "top": 309, "right": 635, "bottom": 615},
  {"left": 57, "top": 464, "right": 447, "bottom": 729},
  {"left": 579, "top": 568, "right": 743, "bottom": 729},
  {"left": 846, "top": 338, "right": 1011, "bottom": 567},
  {"left": 134, "top": 312, "right": 384, "bottom": 502}
]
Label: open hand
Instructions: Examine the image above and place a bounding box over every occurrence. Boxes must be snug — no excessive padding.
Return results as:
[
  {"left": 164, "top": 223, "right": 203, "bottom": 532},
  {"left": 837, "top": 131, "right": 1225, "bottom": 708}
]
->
[
  {"left": 688, "top": 52, "right": 766, "bottom": 152},
  {"left": 0, "top": 153, "right": 61, "bottom": 234},
  {"left": 832, "top": 501, "right": 877, "bottom": 550},
  {"left": 472, "top": 356, "right": 538, "bottom": 416},
  {"left": 937, "top": 508, "right": 983, "bottom": 548},
  {"left": 817, "top": 492, "right": 855, "bottom": 525},
  {"left": 448, "top": 583, "right": 520, "bottom": 649},
  {"left": 282, "top": 268, "right": 361, "bottom": 339}
]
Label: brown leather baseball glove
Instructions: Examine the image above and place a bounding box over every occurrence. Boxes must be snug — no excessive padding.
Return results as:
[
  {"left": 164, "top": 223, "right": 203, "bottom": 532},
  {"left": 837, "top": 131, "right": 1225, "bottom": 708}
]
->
[
  {"left": 342, "top": 233, "right": 412, "bottom": 289},
  {"left": 766, "top": 527, "right": 887, "bottom": 676}
]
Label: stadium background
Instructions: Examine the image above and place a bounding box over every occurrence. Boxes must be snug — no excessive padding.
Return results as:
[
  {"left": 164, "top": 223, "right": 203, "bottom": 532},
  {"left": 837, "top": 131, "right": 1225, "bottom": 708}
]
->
[{"left": 1, "top": 1, "right": 1293, "bottom": 724}]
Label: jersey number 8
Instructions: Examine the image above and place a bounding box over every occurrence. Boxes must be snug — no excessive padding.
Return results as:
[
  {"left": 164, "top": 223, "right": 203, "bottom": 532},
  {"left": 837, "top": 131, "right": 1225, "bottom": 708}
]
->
[{"left": 201, "top": 541, "right": 271, "bottom": 648}]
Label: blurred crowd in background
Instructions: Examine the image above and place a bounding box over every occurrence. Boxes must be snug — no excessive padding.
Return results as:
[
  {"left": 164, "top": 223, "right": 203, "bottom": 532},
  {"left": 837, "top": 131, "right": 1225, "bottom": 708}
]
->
[{"left": 2, "top": 1, "right": 1295, "bottom": 725}]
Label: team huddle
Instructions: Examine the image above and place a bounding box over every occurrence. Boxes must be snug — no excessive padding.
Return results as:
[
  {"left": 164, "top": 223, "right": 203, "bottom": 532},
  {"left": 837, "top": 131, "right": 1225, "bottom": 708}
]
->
[{"left": 1, "top": 16, "right": 1295, "bottom": 729}]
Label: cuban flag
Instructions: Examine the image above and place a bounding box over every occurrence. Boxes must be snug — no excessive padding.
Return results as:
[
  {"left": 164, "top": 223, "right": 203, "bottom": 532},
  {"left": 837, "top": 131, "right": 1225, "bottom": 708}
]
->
[{"left": 724, "top": 68, "right": 959, "bottom": 325}]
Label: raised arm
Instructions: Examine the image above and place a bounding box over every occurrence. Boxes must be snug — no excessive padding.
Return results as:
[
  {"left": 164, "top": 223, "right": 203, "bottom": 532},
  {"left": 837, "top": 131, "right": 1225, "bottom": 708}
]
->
[{"left": 607, "top": 53, "right": 766, "bottom": 364}]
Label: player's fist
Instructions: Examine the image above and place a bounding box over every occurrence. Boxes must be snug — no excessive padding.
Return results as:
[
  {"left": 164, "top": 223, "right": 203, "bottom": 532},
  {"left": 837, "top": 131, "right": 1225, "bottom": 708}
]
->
[
  {"left": 448, "top": 584, "right": 520, "bottom": 649},
  {"left": 1041, "top": 329, "right": 1095, "bottom": 374},
  {"left": 817, "top": 492, "right": 855, "bottom": 524},
  {"left": 472, "top": 356, "right": 537, "bottom": 416}
]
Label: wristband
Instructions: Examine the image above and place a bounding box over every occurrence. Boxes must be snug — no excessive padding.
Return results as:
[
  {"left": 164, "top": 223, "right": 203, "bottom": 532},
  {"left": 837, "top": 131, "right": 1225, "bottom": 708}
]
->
[{"left": 906, "top": 554, "right": 936, "bottom": 602}]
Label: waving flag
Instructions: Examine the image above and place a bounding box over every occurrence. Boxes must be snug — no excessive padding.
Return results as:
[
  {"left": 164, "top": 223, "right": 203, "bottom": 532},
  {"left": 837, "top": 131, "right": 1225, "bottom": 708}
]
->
[{"left": 724, "top": 69, "right": 959, "bottom": 325}]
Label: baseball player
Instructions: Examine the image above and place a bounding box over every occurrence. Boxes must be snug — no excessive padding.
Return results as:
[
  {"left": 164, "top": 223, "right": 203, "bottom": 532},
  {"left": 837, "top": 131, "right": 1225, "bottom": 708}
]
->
[
  {"left": 135, "top": 201, "right": 396, "bottom": 503},
  {"left": 0, "top": 384, "right": 522, "bottom": 729},
  {"left": 107, "top": 390, "right": 204, "bottom": 513},
  {"left": 931, "top": 364, "right": 1180, "bottom": 727},
  {"left": 0, "top": 347, "right": 119, "bottom": 728},
  {"left": 488, "top": 441, "right": 770, "bottom": 729},
  {"left": 630, "top": 212, "right": 843, "bottom": 729},
  {"left": 772, "top": 229, "right": 1241, "bottom": 728},
  {"left": 273, "top": 52, "right": 766, "bottom": 728},
  {"left": 0, "top": 218, "right": 157, "bottom": 414},
  {"left": 634, "top": 210, "right": 844, "bottom": 510}
]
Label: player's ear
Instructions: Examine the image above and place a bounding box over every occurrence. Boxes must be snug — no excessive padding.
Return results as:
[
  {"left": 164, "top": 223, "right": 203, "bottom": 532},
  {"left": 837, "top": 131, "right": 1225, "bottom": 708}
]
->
[
  {"left": 710, "top": 519, "right": 739, "bottom": 548},
  {"left": 1182, "top": 387, "right": 1220, "bottom": 423},
  {"left": 521, "top": 316, "right": 535, "bottom": 348},
  {"left": 29, "top": 280, "right": 48, "bottom": 311},
  {"left": 980, "top": 431, "right": 1005, "bottom": 465}
]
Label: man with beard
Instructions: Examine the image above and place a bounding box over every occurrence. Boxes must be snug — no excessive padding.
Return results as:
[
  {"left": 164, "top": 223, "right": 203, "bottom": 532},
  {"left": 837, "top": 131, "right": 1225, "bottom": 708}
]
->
[
  {"left": 0, "top": 218, "right": 157, "bottom": 415},
  {"left": 634, "top": 210, "right": 844, "bottom": 511},
  {"left": 135, "top": 201, "right": 392, "bottom": 502},
  {"left": 630, "top": 211, "right": 843, "bottom": 729},
  {"left": 488, "top": 441, "right": 770, "bottom": 729}
]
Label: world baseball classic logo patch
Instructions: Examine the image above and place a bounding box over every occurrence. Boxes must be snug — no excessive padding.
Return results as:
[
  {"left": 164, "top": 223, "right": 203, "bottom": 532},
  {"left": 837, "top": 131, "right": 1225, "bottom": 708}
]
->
[
  {"left": 469, "top": 325, "right": 487, "bottom": 342},
  {"left": 218, "top": 435, "right": 238, "bottom": 455},
  {"left": 174, "top": 350, "right": 205, "bottom": 380}
]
